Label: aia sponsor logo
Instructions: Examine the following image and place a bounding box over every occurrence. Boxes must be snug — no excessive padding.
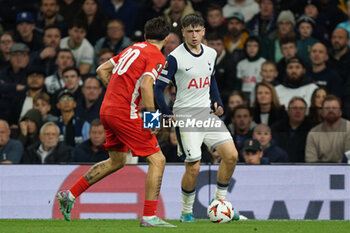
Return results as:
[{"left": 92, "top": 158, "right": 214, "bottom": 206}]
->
[{"left": 187, "top": 77, "right": 210, "bottom": 89}]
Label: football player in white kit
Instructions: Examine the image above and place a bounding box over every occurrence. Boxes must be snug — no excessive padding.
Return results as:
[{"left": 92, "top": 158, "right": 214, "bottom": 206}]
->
[{"left": 155, "top": 14, "right": 241, "bottom": 222}]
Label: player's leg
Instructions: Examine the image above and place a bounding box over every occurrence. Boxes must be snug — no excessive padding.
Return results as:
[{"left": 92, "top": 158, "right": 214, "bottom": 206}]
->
[{"left": 56, "top": 150, "right": 127, "bottom": 221}]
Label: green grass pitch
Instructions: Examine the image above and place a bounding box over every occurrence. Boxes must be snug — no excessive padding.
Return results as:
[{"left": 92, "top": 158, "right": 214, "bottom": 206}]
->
[{"left": 1, "top": 219, "right": 350, "bottom": 233}]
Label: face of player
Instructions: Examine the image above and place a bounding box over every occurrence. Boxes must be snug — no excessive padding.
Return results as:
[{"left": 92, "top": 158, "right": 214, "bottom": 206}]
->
[
  {"left": 228, "top": 95, "right": 244, "bottom": 111},
  {"left": 207, "top": 9, "right": 223, "bottom": 28},
  {"left": 10, "top": 52, "right": 29, "bottom": 70},
  {"left": 314, "top": 89, "right": 327, "bottom": 108},
  {"left": 246, "top": 41, "right": 259, "bottom": 58},
  {"left": 331, "top": 29, "right": 348, "bottom": 52},
  {"left": 243, "top": 150, "right": 262, "bottom": 165},
  {"left": 41, "top": 0, "right": 59, "bottom": 18},
  {"left": 63, "top": 70, "right": 80, "bottom": 91},
  {"left": 0, "top": 34, "right": 14, "bottom": 53},
  {"left": 288, "top": 100, "right": 306, "bottom": 124},
  {"left": 89, "top": 125, "right": 105, "bottom": 147},
  {"left": 57, "top": 94, "right": 76, "bottom": 112},
  {"left": 227, "top": 19, "right": 244, "bottom": 37},
  {"left": 34, "top": 99, "right": 51, "bottom": 117},
  {"left": 232, "top": 109, "right": 252, "bottom": 132},
  {"left": 304, "top": 4, "right": 318, "bottom": 18},
  {"left": 82, "top": 0, "right": 97, "bottom": 17},
  {"left": 322, "top": 100, "right": 342, "bottom": 124},
  {"left": 0, "top": 121, "right": 10, "bottom": 147},
  {"left": 56, "top": 51, "right": 74, "bottom": 71},
  {"left": 253, "top": 128, "right": 271, "bottom": 147},
  {"left": 16, "top": 22, "right": 35, "bottom": 38},
  {"left": 182, "top": 25, "right": 205, "bottom": 48},
  {"left": 163, "top": 33, "right": 181, "bottom": 56},
  {"left": 207, "top": 39, "right": 225, "bottom": 56},
  {"left": 286, "top": 62, "right": 305, "bottom": 80},
  {"left": 310, "top": 43, "right": 328, "bottom": 66},
  {"left": 278, "top": 20, "right": 293, "bottom": 36},
  {"left": 82, "top": 78, "right": 102, "bottom": 102},
  {"left": 260, "top": 64, "right": 277, "bottom": 82},
  {"left": 281, "top": 42, "right": 297, "bottom": 60},
  {"left": 27, "top": 73, "right": 45, "bottom": 90},
  {"left": 98, "top": 52, "right": 114, "bottom": 65},
  {"left": 69, "top": 27, "right": 86, "bottom": 45},
  {"left": 260, "top": 0, "right": 274, "bottom": 19},
  {"left": 40, "top": 125, "right": 59, "bottom": 149},
  {"left": 43, "top": 28, "right": 61, "bottom": 48},
  {"left": 299, "top": 22, "right": 312, "bottom": 39},
  {"left": 107, "top": 21, "right": 125, "bottom": 41},
  {"left": 256, "top": 85, "right": 272, "bottom": 105}
]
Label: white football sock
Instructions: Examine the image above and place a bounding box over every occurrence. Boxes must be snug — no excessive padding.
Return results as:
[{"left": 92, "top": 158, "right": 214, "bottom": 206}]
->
[
  {"left": 214, "top": 184, "right": 228, "bottom": 200},
  {"left": 181, "top": 189, "right": 196, "bottom": 214}
]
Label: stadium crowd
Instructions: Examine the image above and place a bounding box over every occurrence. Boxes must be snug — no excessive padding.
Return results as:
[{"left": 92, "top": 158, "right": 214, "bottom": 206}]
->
[{"left": 0, "top": 0, "right": 350, "bottom": 164}]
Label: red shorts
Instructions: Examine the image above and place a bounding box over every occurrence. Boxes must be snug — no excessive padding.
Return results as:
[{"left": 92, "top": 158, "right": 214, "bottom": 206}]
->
[{"left": 100, "top": 114, "right": 160, "bottom": 157}]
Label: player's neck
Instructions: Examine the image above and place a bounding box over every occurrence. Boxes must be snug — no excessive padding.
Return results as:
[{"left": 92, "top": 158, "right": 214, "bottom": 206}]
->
[
  {"left": 185, "top": 42, "right": 202, "bottom": 55},
  {"left": 147, "top": 40, "right": 165, "bottom": 51}
]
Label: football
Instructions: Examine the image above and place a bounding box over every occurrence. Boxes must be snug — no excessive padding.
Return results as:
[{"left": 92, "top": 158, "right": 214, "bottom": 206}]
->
[{"left": 207, "top": 199, "right": 234, "bottom": 223}]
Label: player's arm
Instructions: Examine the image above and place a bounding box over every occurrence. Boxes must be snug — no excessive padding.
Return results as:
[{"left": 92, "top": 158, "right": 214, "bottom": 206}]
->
[
  {"left": 154, "top": 55, "right": 177, "bottom": 117},
  {"left": 141, "top": 74, "right": 156, "bottom": 111},
  {"left": 210, "top": 74, "right": 224, "bottom": 116},
  {"left": 96, "top": 60, "right": 114, "bottom": 87}
]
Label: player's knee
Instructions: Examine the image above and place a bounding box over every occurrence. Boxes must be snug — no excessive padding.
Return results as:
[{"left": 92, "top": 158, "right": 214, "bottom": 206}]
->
[
  {"left": 222, "top": 150, "right": 238, "bottom": 165},
  {"left": 109, "top": 155, "right": 126, "bottom": 170},
  {"left": 187, "top": 161, "right": 200, "bottom": 176}
]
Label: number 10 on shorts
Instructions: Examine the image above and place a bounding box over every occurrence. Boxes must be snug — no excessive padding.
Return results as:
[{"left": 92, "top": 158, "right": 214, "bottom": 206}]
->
[{"left": 143, "top": 110, "right": 161, "bottom": 129}]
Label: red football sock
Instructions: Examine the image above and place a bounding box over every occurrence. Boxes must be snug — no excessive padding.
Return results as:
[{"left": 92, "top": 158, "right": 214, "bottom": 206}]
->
[
  {"left": 69, "top": 176, "right": 90, "bottom": 198},
  {"left": 143, "top": 200, "right": 158, "bottom": 216}
]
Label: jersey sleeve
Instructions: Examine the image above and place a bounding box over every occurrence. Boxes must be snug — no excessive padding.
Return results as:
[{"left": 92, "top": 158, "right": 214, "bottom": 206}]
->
[{"left": 142, "top": 52, "right": 165, "bottom": 82}]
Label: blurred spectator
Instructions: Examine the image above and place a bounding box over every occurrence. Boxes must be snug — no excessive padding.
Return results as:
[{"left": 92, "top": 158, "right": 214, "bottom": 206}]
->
[
  {"left": 278, "top": 0, "right": 307, "bottom": 19},
  {"left": 205, "top": 3, "right": 227, "bottom": 37},
  {"left": 15, "top": 12, "right": 43, "bottom": 52},
  {"left": 17, "top": 109, "right": 43, "bottom": 149},
  {"left": 308, "top": 87, "right": 327, "bottom": 126},
  {"left": 94, "top": 19, "right": 131, "bottom": 66},
  {"left": 159, "top": 127, "right": 183, "bottom": 162},
  {"left": 224, "top": 91, "right": 246, "bottom": 126},
  {"left": 252, "top": 82, "right": 287, "bottom": 126},
  {"left": 97, "top": 48, "right": 114, "bottom": 66},
  {"left": 58, "top": 0, "right": 84, "bottom": 26},
  {"left": 33, "top": 92, "right": 59, "bottom": 122},
  {"left": 206, "top": 32, "right": 238, "bottom": 105},
  {"left": 223, "top": 11, "right": 248, "bottom": 63},
  {"left": 45, "top": 49, "right": 75, "bottom": 94},
  {"left": 276, "top": 36, "right": 298, "bottom": 83},
  {"left": 191, "top": 0, "right": 226, "bottom": 16},
  {"left": 260, "top": 60, "right": 279, "bottom": 85},
  {"left": 36, "top": 0, "right": 68, "bottom": 36},
  {"left": 60, "top": 19, "right": 94, "bottom": 75},
  {"left": 30, "top": 25, "right": 62, "bottom": 76},
  {"left": 56, "top": 67, "right": 83, "bottom": 101},
  {"left": 0, "top": 43, "right": 29, "bottom": 123},
  {"left": 329, "top": 28, "right": 350, "bottom": 119},
  {"left": 71, "top": 118, "right": 109, "bottom": 163},
  {"left": 252, "top": 123, "right": 288, "bottom": 163},
  {"left": 246, "top": 0, "right": 278, "bottom": 39},
  {"left": 10, "top": 66, "right": 48, "bottom": 125},
  {"left": 55, "top": 89, "right": 89, "bottom": 146},
  {"left": 336, "top": 0, "right": 350, "bottom": 46},
  {"left": 163, "top": 0, "right": 197, "bottom": 39},
  {"left": 21, "top": 121, "right": 73, "bottom": 164},
  {"left": 163, "top": 32, "right": 181, "bottom": 57},
  {"left": 308, "top": 42, "right": 343, "bottom": 97},
  {"left": 207, "top": 148, "right": 221, "bottom": 164},
  {"left": 0, "top": 120, "right": 23, "bottom": 164},
  {"left": 135, "top": 0, "right": 169, "bottom": 34},
  {"left": 0, "top": 32, "right": 15, "bottom": 69},
  {"left": 296, "top": 15, "right": 318, "bottom": 64},
  {"left": 317, "top": 0, "right": 347, "bottom": 37},
  {"left": 222, "top": 0, "right": 259, "bottom": 23},
  {"left": 230, "top": 104, "right": 254, "bottom": 160},
  {"left": 271, "top": 97, "right": 313, "bottom": 162},
  {"left": 242, "top": 138, "right": 269, "bottom": 164},
  {"left": 306, "top": 95, "right": 350, "bottom": 163},
  {"left": 77, "top": 0, "right": 109, "bottom": 45},
  {"left": 99, "top": 0, "right": 138, "bottom": 36},
  {"left": 236, "top": 36, "right": 266, "bottom": 104},
  {"left": 275, "top": 57, "right": 317, "bottom": 109},
  {"left": 76, "top": 76, "right": 103, "bottom": 123}
]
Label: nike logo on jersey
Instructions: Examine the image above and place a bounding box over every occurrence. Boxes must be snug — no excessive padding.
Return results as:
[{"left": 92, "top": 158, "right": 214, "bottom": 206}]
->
[{"left": 185, "top": 67, "right": 193, "bottom": 71}]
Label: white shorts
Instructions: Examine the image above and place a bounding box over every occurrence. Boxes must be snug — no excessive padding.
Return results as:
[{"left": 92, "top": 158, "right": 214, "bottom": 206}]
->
[{"left": 174, "top": 111, "right": 233, "bottom": 162}]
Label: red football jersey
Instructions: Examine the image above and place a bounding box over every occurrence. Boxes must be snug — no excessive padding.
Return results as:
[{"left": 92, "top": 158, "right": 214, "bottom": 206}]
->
[{"left": 100, "top": 42, "right": 165, "bottom": 119}]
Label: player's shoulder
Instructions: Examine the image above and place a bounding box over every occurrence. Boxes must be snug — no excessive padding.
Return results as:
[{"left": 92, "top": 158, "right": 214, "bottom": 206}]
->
[
  {"left": 202, "top": 43, "right": 217, "bottom": 56},
  {"left": 169, "top": 43, "right": 185, "bottom": 56}
]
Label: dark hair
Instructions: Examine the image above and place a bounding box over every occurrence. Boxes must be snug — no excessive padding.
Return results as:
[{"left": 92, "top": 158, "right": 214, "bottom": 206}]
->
[
  {"left": 62, "top": 67, "right": 80, "bottom": 77},
  {"left": 288, "top": 96, "right": 307, "bottom": 108},
  {"left": 322, "top": 94, "right": 342, "bottom": 107},
  {"left": 182, "top": 14, "right": 205, "bottom": 28},
  {"left": 44, "top": 25, "right": 61, "bottom": 35},
  {"left": 144, "top": 16, "right": 170, "bottom": 41},
  {"left": 231, "top": 104, "right": 252, "bottom": 118},
  {"left": 69, "top": 18, "right": 88, "bottom": 31},
  {"left": 33, "top": 92, "right": 51, "bottom": 104},
  {"left": 84, "top": 76, "right": 102, "bottom": 88},
  {"left": 205, "top": 32, "right": 224, "bottom": 42},
  {"left": 98, "top": 48, "right": 114, "bottom": 57},
  {"left": 308, "top": 87, "right": 327, "bottom": 124},
  {"left": 90, "top": 118, "right": 102, "bottom": 129},
  {"left": 279, "top": 35, "right": 297, "bottom": 47},
  {"left": 107, "top": 19, "right": 125, "bottom": 30},
  {"left": 206, "top": 3, "right": 223, "bottom": 16}
]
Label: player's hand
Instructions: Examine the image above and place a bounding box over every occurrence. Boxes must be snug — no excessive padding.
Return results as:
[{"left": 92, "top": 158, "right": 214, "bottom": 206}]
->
[{"left": 213, "top": 102, "right": 224, "bottom": 116}]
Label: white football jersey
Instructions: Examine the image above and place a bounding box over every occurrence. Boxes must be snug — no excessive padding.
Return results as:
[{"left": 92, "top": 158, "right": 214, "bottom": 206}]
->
[{"left": 158, "top": 43, "right": 217, "bottom": 114}]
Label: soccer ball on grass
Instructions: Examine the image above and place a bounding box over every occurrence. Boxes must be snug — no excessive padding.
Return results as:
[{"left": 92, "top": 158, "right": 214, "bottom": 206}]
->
[{"left": 207, "top": 199, "right": 234, "bottom": 223}]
